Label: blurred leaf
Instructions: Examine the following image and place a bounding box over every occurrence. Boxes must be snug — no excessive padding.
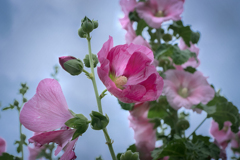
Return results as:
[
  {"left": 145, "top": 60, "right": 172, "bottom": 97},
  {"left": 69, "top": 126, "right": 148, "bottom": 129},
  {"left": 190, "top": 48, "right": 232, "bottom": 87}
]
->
[
  {"left": 118, "top": 99, "right": 134, "bottom": 111},
  {"left": 191, "top": 31, "right": 200, "bottom": 44},
  {"left": 0, "top": 153, "right": 21, "bottom": 160},
  {"left": 136, "top": 19, "right": 148, "bottom": 36}
]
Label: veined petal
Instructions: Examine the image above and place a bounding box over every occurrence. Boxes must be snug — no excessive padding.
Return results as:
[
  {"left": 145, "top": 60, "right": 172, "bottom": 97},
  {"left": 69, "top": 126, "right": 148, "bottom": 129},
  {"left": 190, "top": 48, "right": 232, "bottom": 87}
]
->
[
  {"left": 60, "top": 138, "right": 78, "bottom": 160},
  {"left": 20, "top": 79, "right": 74, "bottom": 132}
]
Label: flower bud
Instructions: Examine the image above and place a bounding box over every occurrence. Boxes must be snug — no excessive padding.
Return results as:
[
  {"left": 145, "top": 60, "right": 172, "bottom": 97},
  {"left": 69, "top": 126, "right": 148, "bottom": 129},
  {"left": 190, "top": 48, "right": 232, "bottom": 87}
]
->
[
  {"left": 83, "top": 54, "right": 99, "bottom": 68},
  {"left": 59, "top": 56, "right": 83, "bottom": 76},
  {"left": 14, "top": 100, "right": 19, "bottom": 106},
  {"left": 176, "top": 119, "right": 190, "bottom": 131},
  {"left": 92, "top": 20, "right": 98, "bottom": 29},
  {"left": 78, "top": 27, "right": 87, "bottom": 38},
  {"left": 162, "top": 33, "right": 172, "bottom": 42},
  {"left": 120, "top": 150, "right": 140, "bottom": 160},
  {"left": 90, "top": 111, "right": 109, "bottom": 130},
  {"left": 81, "top": 16, "right": 94, "bottom": 33}
]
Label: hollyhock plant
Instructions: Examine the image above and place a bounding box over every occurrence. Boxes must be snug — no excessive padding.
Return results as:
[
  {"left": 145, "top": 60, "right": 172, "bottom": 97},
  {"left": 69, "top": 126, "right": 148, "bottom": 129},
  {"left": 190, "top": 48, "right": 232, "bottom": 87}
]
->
[
  {"left": 163, "top": 70, "right": 214, "bottom": 110},
  {"left": 128, "top": 102, "right": 156, "bottom": 160},
  {"left": 174, "top": 38, "right": 200, "bottom": 70},
  {"left": 119, "top": 0, "right": 137, "bottom": 30},
  {"left": 210, "top": 120, "right": 234, "bottom": 150},
  {"left": 97, "top": 36, "right": 164, "bottom": 103},
  {"left": 231, "top": 131, "right": 240, "bottom": 150},
  {"left": 136, "top": 0, "right": 185, "bottom": 28},
  {"left": 125, "top": 23, "right": 151, "bottom": 48},
  {"left": 0, "top": 137, "right": 6, "bottom": 156},
  {"left": 20, "top": 78, "right": 79, "bottom": 160}
]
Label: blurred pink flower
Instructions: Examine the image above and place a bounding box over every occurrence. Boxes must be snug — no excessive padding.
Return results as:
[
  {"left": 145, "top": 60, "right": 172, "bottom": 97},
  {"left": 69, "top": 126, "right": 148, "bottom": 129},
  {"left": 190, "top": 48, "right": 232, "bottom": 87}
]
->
[
  {"left": 28, "top": 145, "right": 45, "bottom": 160},
  {"left": 119, "top": 0, "right": 137, "bottom": 30},
  {"left": 97, "top": 36, "right": 164, "bottom": 103},
  {"left": 174, "top": 38, "right": 200, "bottom": 70},
  {"left": 125, "top": 23, "right": 151, "bottom": 48},
  {"left": 163, "top": 70, "right": 214, "bottom": 110},
  {"left": 0, "top": 137, "right": 6, "bottom": 156},
  {"left": 210, "top": 120, "right": 234, "bottom": 150},
  {"left": 128, "top": 102, "right": 156, "bottom": 160},
  {"left": 231, "top": 131, "right": 240, "bottom": 150},
  {"left": 136, "top": 0, "right": 185, "bottom": 28},
  {"left": 20, "top": 78, "right": 78, "bottom": 160}
]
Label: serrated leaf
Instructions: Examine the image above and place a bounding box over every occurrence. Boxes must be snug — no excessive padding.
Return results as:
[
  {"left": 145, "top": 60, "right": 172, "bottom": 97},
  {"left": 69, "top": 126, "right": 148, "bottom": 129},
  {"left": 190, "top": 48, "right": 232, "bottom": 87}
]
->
[
  {"left": 118, "top": 99, "right": 134, "bottom": 111},
  {"left": 206, "top": 95, "right": 240, "bottom": 133}
]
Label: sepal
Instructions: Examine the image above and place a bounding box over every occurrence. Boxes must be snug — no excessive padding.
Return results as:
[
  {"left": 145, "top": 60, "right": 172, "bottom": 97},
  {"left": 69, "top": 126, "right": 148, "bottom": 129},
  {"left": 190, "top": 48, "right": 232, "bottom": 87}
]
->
[{"left": 90, "top": 111, "right": 109, "bottom": 130}]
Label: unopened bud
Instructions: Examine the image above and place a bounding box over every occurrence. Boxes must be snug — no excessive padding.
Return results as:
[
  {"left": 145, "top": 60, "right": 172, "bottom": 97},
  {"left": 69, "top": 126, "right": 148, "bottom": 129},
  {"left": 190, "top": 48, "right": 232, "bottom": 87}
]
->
[
  {"left": 90, "top": 111, "right": 109, "bottom": 130},
  {"left": 78, "top": 27, "right": 87, "bottom": 38},
  {"left": 120, "top": 150, "right": 140, "bottom": 160},
  {"left": 59, "top": 56, "right": 83, "bottom": 76},
  {"left": 176, "top": 119, "right": 190, "bottom": 131},
  {"left": 162, "top": 33, "right": 172, "bottom": 42},
  {"left": 14, "top": 100, "right": 19, "bottom": 106},
  {"left": 81, "top": 16, "right": 94, "bottom": 33},
  {"left": 83, "top": 54, "right": 99, "bottom": 68},
  {"left": 92, "top": 20, "right": 98, "bottom": 29}
]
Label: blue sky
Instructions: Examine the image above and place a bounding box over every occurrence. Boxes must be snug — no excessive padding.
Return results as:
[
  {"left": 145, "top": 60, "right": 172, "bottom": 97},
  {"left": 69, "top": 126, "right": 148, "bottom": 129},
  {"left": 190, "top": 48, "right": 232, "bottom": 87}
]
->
[{"left": 0, "top": 0, "right": 240, "bottom": 159}]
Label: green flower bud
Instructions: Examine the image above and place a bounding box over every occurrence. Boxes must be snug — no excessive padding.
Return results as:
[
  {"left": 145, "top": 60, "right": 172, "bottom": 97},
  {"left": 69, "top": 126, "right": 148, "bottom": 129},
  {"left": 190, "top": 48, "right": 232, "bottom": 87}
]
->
[
  {"left": 14, "top": 100, "right": 19, "bottom": 106},
  {"left": 59, "top": 56, "right": 84, "bottom": 76},
  {"left": 81, "top": 16, "right": 94, "bottom": 33},
  {"left": 83, "top": 54, "right": 99, "bottom": 68},
  {"left": 162, "top": 33, "right": 172, "bottom": 42},
  {"left": 65, "top": 114, "right": 89, "bottom": 140},
  {"left": 92, "top": 20, "right": 98, "bottom": 29},
  {"left": 120, "top": 150, "right": 140, "bottom": 160},
  {"left": 78, "top": 27, "right": 87, "bottom": 38},
  {"left": 90, "top": 111, "right": 109, "bottom": 130},
  {"left": 159, "top": 56, "right": 171, "bottom": 67},
  {"left": 23, "top": 98, "right": 27, "bottom": 103},
  {"left": 176, "top": 119, "right": 190, "bottom": 131}
]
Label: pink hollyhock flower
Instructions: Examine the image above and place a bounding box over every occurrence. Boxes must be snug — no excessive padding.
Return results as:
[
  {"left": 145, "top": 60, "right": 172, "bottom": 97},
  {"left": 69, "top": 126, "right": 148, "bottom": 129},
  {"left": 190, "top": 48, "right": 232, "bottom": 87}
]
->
[
  {"left": 136, "top": 0, "right": 185, "bottom": 28},
  {"left": 119, "top": 0, "right": 137, "bottom": 30},
  {"left": 28, "top": 145, "right": 45, "bottom": 160},
  {"left": 128, "top": 102, "right": 156, "bottom": 160},
  {"left": 0, "top": 137, "right": 6, "bottom": 156},
  {"left": 210, "top": 120, "right": 234, "bottom": 150},
  {"left": 230, "top": 131, "right": 240, "bottom": 151},
  {"left": 163, "top": 70, "right": 214, "bottom": 110},
  {"left": 20, "top": 78, "right": 78, "bottom": 160},
  {"left": 125, "top": 23, "right": 151, "bottom": 48},
  {"left": 97, "top": 36, "right": 164, "bottom": 103},
  {"left": 174, "top": 38, "right": 200, "bottom": 70}
]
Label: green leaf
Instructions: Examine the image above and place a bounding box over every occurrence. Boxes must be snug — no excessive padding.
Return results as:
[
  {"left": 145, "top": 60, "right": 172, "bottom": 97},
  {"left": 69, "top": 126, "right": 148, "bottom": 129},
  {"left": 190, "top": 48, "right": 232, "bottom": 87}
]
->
[
  {"left": 90, "top": 111, "right": 109, "bottom": 130},
  {"left": 126, "top": 144, "right": 137, "bottom": 153},
  {"left": 206, "top": 95, "right": 240, "bottom": 133},
  {"left": 192, "top": 133, "right": 210, "bottom": 145},
  {"left": 184, "top": 66, "right": 197, "bottom": 73},
  {"left": 128, "top": 10, "right": 140, "bottom": 22},
  {"left": 171, "top": 46, "right": 197, "bottom": 65},
  {"left": 148, "top": 103, "right": 169, "bottom": 119},
  {"left": 0, "top": 153, "right": 21, "bottom": 160},
  {"left": 192, "top": 103, "right": 216, "bottom": 115},
  {"left": 118, "top": 99, "right": 134, "bottom": 111},
  {"left": 191, "top": 31, "right": 200, "bottom": 44},
  {"left": 136, "top": 19, "right": 148, "bottom": 36},
  {"left": 96, "top": 156, "right": 103, "bottom": 160},
  {"left": 153, "top": 140, "right": 186, "bottom": 159}
]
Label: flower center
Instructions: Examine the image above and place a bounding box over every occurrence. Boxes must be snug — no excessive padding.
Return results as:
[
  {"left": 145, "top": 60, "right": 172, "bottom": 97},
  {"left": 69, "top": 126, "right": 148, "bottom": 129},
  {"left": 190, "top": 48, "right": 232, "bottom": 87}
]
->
[
  {"left": 115, "top": 76, "right": 127, "bottom": 90},
  {"left": 155, "top": 10, "right": 164, "bottom": 17},
  {"left": 178, "top": 87, "right": 189, "bottom": 98}
]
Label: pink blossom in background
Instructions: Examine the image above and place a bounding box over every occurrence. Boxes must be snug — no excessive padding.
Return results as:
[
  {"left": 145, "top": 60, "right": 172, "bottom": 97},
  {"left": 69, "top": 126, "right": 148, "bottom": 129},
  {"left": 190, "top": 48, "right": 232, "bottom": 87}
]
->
[
  {"left": 163, "top": 70, "right": 214, "bottom": 110},
  {"left": 97, "top": 36, "right": 164, "bottom": 103},
  {"left": 230, "top": 131, "right": 240, "bottom": 150},
  {"left": 125, "top": 23, "right": 151, "bottom": 48},
  {"left": 20, "top": 78, "right": 78, "bottom": 160},
  {"left": 136, "top": 0, "right": 185, "bottom": 28},
  {"left": 210, "top": 120, "right": 234, "bottom": 150},
  {"left": 128, "top": 102, "right": 156, "bottom": 160},
  {"left": 119, "top": 0, "right": 137, "bottom": 30},
  {"left": 0, "top": 137, "right": 6, "bottom": 156},
  {"left": 174, "top": 38, "right": 200, "bottom": 70},
  {"left": 28, "top": 145, "right": 45, "bottom": 160}
]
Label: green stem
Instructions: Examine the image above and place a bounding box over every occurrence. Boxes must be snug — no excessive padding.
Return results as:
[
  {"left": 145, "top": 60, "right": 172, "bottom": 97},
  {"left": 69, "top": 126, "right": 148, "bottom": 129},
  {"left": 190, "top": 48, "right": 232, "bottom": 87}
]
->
[
  {"left": 157, "top": 28, "right": 162, "bottom": 45},
  {"left": 18, "top": 103, "right": 24, "bottom": 160},
  {"left": 86, "top": 33, "right": 117, "bottom": 160},
  {"left": 187, "top": 117, "right": 207, "bottom": 139}
]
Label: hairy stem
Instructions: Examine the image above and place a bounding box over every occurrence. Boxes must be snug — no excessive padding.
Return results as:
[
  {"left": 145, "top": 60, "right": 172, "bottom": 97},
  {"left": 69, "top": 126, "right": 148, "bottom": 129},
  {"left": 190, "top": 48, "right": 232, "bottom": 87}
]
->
[{"left": 86, "top": 33, "right": 117, "bottom": 160}]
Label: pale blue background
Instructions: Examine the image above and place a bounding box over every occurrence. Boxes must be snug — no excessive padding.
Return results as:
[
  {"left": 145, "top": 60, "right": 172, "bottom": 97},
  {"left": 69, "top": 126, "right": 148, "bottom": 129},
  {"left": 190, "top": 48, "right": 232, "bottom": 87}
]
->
[{"left": 0, "top": 0, "right": 240, "bottom": 159}]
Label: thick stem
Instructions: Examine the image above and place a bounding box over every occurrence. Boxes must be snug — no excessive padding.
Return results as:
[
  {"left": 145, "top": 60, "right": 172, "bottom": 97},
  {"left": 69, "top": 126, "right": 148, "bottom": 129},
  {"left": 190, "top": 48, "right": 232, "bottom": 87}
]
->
[
  {"left": 187, "top": 117, "right": 207, "bottom": 139},
  {"left": 86, "top": 34, "right": 117, "bottom": 160}
]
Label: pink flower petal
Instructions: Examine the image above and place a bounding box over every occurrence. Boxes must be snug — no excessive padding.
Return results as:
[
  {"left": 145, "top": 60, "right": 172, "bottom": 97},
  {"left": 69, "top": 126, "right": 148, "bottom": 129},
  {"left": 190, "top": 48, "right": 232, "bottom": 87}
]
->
[
  {"left": 0, "top": 137, "right": 6, "bottom": 156},
  {"left": 20, "top": 79, "right": 74, "bottom": 132},
  {"left": 60, "top": 138, "right": 78, "bottom": 160},
  {"left": 98, "top": 36, "right": 113, "bottom": 64}
]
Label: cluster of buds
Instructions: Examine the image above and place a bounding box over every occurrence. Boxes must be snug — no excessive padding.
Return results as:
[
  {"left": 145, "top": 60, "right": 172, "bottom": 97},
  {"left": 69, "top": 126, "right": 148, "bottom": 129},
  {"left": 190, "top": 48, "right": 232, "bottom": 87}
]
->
[{"left": 78, "top": 16, "right": 98, "bottom": 38}]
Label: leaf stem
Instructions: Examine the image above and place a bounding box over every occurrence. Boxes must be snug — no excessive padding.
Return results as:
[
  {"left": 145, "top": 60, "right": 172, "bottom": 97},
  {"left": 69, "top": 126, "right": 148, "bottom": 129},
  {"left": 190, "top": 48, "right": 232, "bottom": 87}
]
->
[
  {"left": 86, "top": 33, "right": 117, "bottom": 160},
  {"left": 18, "top": 98, "right": 24, "bottom": 160},
  {"left": 187, "top": 117, "right": 207, "bottom": 139}
]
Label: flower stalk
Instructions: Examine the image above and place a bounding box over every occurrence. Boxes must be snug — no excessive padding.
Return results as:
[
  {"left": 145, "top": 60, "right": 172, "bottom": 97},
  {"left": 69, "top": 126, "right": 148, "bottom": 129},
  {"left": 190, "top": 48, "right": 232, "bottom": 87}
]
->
[{"left": 86, "top": 33, "right": 117, "bottom": 160}]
